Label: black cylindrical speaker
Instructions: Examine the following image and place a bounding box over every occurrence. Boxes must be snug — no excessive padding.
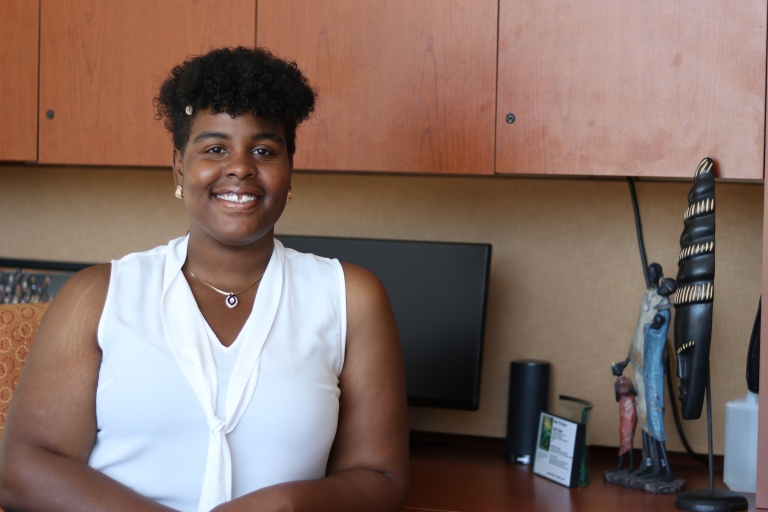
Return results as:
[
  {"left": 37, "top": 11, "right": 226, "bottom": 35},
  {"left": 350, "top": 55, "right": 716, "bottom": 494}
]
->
[{"left": 505, "top": 359, "right": 550, "bottom": 464}]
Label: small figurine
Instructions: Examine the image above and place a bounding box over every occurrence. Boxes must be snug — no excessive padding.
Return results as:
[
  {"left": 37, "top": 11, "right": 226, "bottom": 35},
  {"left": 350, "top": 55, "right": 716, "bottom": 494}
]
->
[
  {"left": 609, "top": 374, "right": 637, "bottom": 472},
  {"left": 605, "top": 264, "right": 685, "bottom": 494}
]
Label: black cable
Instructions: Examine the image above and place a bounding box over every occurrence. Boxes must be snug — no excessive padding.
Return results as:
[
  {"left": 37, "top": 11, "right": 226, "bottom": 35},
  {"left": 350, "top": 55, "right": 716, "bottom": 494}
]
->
[
  {"left": 627, "top": 178, "right": 651, "bottom": 289},
  {"left": 706, "top": 370, "right": 715, "bottom": 491},
  {"left": 627, "top": 177, "right": 712, "bottom": 467}
]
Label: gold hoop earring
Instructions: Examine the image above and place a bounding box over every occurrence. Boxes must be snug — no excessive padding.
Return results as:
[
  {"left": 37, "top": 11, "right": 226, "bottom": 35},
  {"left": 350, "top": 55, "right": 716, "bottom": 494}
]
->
[
  {"left": 287, "top": 190, "right": 292, "bottom": 202},
  {"left": 175, "top": 185, "right": 183, "bottom": 199}
]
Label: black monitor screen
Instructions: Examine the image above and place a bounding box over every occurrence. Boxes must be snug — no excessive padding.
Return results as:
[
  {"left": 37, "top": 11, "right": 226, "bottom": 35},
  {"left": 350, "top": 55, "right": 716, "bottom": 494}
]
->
[{"left": 276, "top": 235, "right": 491, "bottom": 411}]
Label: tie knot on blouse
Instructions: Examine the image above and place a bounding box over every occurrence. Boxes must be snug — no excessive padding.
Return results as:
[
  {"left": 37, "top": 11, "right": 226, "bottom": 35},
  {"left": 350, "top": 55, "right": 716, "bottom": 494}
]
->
[{"left": 208, "top": 416, "right": 226, "bottom": 435}]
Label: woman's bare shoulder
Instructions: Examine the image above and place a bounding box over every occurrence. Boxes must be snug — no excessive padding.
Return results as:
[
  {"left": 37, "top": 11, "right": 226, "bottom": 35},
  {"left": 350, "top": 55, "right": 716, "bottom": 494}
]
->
[
  {"left": 339, "top": 262, "right": 398, "bottom": 348},
  {"left": 339, "top": 262, "right": 387, "bottom": 304},
  {"left": 38, "top": 263, "right": 111, "bottom": 341},
  {"left": 59, "top": 263, "right": 111, "bottom": 298}
]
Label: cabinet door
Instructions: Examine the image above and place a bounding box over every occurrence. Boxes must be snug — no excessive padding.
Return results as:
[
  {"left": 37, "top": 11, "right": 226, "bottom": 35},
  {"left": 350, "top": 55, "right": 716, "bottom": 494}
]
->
[
  {"left": 496, "top": 1, "right": 767, "bottom": 179},
  {"left": 257, "top": 0, "right": 497, "bottom": 174},
  {"left": 0, "top": 0, "right": 39, "bottom": 162},
  {"left": 38, "top": 1, "right": 255, "bottom": 167}
]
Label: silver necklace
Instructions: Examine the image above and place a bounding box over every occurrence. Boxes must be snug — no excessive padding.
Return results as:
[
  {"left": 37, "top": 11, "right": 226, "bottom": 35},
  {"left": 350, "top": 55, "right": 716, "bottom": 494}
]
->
[{"left": 184, "top": 263, "right": 264, "bottom": 309}]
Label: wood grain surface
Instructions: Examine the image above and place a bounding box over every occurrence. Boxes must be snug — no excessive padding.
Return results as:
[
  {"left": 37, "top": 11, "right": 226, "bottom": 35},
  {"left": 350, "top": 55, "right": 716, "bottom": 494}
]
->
[
  {"left": 257, "top": 0, "right": 498, "bottom": 174},
  {"left": 496, "top": 0, "right": 767, "bottom": 178},
  {"left": 403, "top": 433, "right": 756, "bottom": 512},
  {"left": 0, "top": 0, "right": 39, "bottom": 162},
  {"left": 37, "top": 0, "right": 255, "bottom": 166}
]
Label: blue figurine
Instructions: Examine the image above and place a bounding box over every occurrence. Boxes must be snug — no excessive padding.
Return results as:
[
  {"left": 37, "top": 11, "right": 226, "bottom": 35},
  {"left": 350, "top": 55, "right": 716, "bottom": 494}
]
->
[{"left": 608, "top": 263, "right": 684, "bottom": 494}]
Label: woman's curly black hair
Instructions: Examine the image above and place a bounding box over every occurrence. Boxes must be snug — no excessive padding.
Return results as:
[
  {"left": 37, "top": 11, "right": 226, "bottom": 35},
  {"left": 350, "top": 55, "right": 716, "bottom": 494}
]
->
[{"left": 155, "top": 47, "right": 317, "bottom": 155}]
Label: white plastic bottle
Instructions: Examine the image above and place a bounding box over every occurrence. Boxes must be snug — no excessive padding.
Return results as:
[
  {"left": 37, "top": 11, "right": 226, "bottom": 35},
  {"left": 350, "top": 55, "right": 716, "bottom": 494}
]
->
[{"left": 723, "top": 391, "right": 759, "bottom": 493}]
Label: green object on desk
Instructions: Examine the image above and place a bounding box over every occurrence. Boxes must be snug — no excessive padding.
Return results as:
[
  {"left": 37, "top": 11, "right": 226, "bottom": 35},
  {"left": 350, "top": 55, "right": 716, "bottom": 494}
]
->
[{"left": 559, "top": 394, "right": 594, "bottom": 487}]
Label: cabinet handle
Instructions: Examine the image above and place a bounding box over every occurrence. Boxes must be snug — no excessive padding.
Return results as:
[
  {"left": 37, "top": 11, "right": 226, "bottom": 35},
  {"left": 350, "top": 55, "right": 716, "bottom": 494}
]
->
[
  {"left": 46, "top": 110, "right": 54, "bottom": 119},
  {"left": 505, "top": 113, "right": 515, "bottom": 124}
]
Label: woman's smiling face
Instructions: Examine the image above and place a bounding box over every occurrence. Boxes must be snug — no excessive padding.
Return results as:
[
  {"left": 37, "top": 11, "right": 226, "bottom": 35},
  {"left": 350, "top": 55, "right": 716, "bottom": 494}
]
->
[{"left": 173, "top": 110, "right": 292, "bottom": 248}]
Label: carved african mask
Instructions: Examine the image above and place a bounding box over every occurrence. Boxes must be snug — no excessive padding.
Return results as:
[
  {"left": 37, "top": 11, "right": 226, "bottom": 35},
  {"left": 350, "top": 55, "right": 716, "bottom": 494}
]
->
[{"left": 673, "top": 158, "right": 715, "bottom": 420}]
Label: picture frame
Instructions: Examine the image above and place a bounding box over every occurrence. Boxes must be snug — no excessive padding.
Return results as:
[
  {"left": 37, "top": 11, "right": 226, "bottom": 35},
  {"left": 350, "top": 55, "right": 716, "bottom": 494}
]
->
[
  {"left": 532, "top": 411, "right": 587, "bottom": 488},
  {"left": 0, "top": 258, "right": 93, "bottom": 305}
]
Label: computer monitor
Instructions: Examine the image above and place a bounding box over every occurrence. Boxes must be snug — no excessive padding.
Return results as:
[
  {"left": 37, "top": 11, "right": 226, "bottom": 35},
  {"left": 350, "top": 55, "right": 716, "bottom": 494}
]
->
[{"left": 277, "top": 235, "right": 491, "bottom": 411}]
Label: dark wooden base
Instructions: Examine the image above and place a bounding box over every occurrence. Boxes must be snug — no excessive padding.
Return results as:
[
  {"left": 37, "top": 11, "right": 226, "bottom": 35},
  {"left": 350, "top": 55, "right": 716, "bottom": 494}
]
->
[
  {"left": 604, "top": 469, "right": 686, "bottom": 494},
  {"left": 675, "top": 489, "right": 749, "bottom": 512}
]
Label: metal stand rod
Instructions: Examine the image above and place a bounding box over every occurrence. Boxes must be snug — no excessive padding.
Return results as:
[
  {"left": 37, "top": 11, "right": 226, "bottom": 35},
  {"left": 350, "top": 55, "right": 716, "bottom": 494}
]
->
[
  {"left": 675, "top": 368, "right": 747, "bottom": 511},
  {"left": 706, "top": 369, "right": 714, "bottom": 493}
]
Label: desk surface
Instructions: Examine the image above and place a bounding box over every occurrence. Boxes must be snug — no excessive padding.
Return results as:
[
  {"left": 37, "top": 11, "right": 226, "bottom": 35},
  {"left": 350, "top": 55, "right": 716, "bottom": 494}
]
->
[{"left": 403, "top": 434, "right": 757, "bottom": 512}]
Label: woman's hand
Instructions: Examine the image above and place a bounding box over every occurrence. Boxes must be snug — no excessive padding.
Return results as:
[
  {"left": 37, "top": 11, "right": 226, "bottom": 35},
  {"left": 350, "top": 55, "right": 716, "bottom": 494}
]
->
[
  {"left": 212, "top": 263, "right": 410, "bottom": 512},
  {"left": 0, "top": 265, "right": 178, "bottom": 512}
]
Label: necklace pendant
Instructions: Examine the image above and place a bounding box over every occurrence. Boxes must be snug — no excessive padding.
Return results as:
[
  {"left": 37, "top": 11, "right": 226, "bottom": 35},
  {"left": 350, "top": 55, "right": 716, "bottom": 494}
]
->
[{"left": 225, "top": 293, "right": 238, "bottom": 308}]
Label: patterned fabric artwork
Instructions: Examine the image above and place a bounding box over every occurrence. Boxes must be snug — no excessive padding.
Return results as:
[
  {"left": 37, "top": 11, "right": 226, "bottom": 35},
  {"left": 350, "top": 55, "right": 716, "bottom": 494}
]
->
[
  {"left": 0, "top": 303, "right": 48, "bottom": 439},
  {"left": 0, "top": 269, "right": 54, "bottom": 304}
]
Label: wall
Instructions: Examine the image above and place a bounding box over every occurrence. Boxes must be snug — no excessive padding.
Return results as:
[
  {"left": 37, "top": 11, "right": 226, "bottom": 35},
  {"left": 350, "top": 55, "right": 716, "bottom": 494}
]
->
[{"left": 0, "top": 164, "right": 762, "bottom": 454}]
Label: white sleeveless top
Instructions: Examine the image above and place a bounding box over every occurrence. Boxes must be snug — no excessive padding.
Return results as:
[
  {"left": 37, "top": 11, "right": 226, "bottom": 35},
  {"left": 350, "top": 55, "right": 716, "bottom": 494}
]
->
[{"left": 88, "top": 236, "right": 346, "bottom": 512}]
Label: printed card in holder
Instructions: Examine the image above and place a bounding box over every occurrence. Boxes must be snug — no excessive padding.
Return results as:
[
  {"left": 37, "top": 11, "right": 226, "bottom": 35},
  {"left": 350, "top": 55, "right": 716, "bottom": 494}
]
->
[{"left": 532, "top": 412, "right": 586, "bottom": 488}]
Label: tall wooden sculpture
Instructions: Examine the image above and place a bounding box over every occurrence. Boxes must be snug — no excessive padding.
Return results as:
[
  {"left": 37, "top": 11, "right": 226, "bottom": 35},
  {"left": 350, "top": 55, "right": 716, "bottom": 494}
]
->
[
  {"left": 674, "top": 158, "right": 716, "bottom": 421},
  {"left": 673, "top": 160, "right": 747, "bottom": 511}
]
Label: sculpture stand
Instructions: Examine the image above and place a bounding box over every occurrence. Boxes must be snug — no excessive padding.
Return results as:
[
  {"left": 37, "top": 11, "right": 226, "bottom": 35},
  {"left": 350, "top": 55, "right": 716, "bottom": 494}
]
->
[
  {"left": 603, "top": 442, "right": 686, "bottom": 494},
  {"left": 675, "top": 371, "right": 747, "bottom": 512}
]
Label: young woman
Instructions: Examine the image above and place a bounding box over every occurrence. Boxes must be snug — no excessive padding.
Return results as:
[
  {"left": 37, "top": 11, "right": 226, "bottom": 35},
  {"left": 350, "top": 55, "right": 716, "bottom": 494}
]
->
[{"left": 0, "top": 47, "right": 409, "bottom": 512}]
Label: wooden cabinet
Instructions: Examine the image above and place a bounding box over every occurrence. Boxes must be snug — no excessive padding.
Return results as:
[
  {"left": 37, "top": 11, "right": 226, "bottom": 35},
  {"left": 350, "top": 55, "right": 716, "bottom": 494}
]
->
[
  {"left": 0, "top": 1, "right": 39, "bottom": 162},
  {"left": 496, "top": 1, "right": 767, "bottom": 179},
  {"left": 12, "top": 1, "right": 768, "bottom": 178},
  {"left": 257, "top": 0, "right": 498, "bottom": 175},
  {"left": 37, "top": 0, "right": 255, "bottom": 167}
]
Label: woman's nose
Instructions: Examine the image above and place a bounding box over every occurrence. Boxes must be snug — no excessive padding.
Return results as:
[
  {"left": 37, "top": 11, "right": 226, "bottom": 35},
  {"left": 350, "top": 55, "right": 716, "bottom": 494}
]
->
[{"left": 225, "top": 150, "right": 256, "bottom": 178}]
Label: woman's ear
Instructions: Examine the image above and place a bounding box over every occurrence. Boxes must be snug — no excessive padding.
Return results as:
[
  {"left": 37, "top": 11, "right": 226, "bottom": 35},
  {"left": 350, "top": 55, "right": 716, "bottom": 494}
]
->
[{"left": 172, "top": 148, "right": 184, "bottom": 186}]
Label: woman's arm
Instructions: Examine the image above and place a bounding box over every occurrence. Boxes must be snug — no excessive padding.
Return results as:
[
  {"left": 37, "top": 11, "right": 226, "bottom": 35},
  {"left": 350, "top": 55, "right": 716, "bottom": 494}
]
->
[
  {"left": 215, "top": 263, "right": 410, "bottom": 512},
  {"left": 0, "top": 265, "right": 177, "bottom": 512}
]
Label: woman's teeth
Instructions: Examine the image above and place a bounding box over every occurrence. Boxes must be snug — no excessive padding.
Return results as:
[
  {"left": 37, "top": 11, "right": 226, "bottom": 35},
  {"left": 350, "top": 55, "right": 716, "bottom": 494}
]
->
[{"left": 215, "top": 193, "right": 257, "bottom": 203}]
